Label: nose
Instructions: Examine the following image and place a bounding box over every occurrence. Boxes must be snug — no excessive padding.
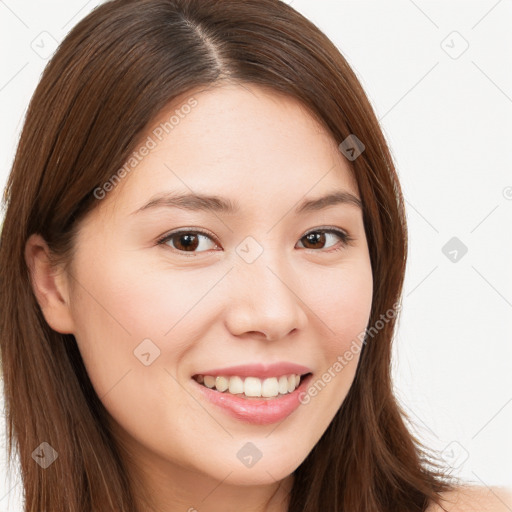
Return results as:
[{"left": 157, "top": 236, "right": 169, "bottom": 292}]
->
[{"left": 223, "top": 249, "right": 309, "bottom": 341}]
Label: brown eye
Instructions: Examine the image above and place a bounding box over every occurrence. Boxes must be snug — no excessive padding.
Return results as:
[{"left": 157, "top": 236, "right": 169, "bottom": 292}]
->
[
  {"left": 157, "top": 227, "right": 352, "bottom": 257},
  {"left": 297, "top": 229, "right": 350, "bottom": 251},
  {"left": 301, "top": 231, "right": 327, "bottom": 249},
  {"left": 158, "top": 231, "right": 218, "bottom": 254}
]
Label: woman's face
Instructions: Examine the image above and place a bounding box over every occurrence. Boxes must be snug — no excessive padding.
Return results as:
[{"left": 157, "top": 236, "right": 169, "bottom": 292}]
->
[{"left": 55, "top": 83, "right": 372, "bottom": 493}]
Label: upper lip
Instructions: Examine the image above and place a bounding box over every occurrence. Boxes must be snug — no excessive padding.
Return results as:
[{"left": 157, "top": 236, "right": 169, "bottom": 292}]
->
[{"left": 192, "top": 362, "right": 313, "bottom": 379}]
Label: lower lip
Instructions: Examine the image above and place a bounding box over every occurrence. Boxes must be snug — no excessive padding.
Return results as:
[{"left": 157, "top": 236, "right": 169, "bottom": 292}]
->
[{"left": 192, "top": 374, "right": 313, "bottom": 425}]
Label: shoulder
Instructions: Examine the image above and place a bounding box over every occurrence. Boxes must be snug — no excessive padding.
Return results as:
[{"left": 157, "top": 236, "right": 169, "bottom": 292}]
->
[{"left": 427, "top": 485, "right": 512, "bottom": 512}]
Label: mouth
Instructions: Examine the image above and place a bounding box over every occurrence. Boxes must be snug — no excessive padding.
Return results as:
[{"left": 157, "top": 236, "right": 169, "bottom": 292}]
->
[
  {"left": 191, "top": 372, "right": 314, "bottom": 425},
  {"left": 192, "top": 372, "right": 313, "bottom": 400}
]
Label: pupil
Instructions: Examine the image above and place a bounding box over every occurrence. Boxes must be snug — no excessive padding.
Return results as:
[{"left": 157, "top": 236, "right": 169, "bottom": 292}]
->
[
  {"left": 178, "top": 234, "right": 197, "bottom": 251},
  {"left": 305, "top": 232, "right": 324, "bottom": 248}
]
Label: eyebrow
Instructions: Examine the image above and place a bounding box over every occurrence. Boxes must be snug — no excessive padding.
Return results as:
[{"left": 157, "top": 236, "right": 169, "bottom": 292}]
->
[{"left": 130, "top": 189, "right": 362, "bottom": 216}]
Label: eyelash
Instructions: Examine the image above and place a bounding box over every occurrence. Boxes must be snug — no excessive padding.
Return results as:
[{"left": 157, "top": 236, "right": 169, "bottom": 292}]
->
[{"left": 156, "top": 227, "right": 354, "bottom": 257}]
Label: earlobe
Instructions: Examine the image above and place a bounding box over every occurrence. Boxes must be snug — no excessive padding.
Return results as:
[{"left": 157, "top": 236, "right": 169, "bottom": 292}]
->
[{"left": 24, "top": 233, "right": 76, "bottom": 334}]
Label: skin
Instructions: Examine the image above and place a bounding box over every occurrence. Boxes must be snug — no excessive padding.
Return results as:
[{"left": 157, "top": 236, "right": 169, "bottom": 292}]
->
[{"left": 25, "top": 82, "right": 375, "bottom": 511}]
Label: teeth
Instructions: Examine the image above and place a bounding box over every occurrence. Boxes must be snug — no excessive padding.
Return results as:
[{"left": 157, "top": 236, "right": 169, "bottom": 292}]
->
[
  {"left": 197, "top": 373, "right": 303, "bottom": 397},
  {"left": 228, "top": 376, "right": 244, "bottom": 395},
  {"left": 287, "top": 374, "right": 297, "bottom": 393},
  {"left": 261, "top": 377, "right": 278, "bottom": 398},
  {"left": 245, "top": 377, "right": 262, "bottom": 397},
  {"left": 278, "top": 375, "right": 289, "bottom": 395},
  {"left": 215, "top": 376, "right": 229, "bottom": 392},
  {"left": 203, "top": 375, "right": 216, "bottom": 388}
]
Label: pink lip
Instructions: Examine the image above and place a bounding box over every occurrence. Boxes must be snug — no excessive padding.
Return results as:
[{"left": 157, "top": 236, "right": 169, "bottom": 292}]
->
[
  {"left": 192, "top": 373, "right": 313, "bottom": 425},
  {"left": 192, "top": 362, "right": 312, "bottom": 379}
]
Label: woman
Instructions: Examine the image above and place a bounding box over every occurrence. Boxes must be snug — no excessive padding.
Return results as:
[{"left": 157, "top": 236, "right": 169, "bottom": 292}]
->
[{"left": 0, "top": 0, "right": 508, "bottom": 510}]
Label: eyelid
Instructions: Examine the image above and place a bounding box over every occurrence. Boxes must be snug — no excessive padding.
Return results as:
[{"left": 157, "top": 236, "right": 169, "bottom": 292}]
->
[
  {"left": 300, "top": 225, "right": 350, "bottom": 240},
  {"left": 156, "top": 227, "right": 219, "bottom": 245}
]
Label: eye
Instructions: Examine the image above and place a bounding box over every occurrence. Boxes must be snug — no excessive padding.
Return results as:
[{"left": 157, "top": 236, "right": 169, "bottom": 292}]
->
[
  {"left": 296, "top": 228, "right": 353, "bottom": 252},
  {"left": 157, "top": 229, "right": 219, "bottom": 255},
  {"left": 156, "top": 227, "right": 354, "bottom": 257}
]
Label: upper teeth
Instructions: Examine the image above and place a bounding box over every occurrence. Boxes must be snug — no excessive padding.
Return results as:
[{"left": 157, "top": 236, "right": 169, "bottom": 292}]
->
[{"left": 196, "top": 374, "right": 302, "bottom": 397}]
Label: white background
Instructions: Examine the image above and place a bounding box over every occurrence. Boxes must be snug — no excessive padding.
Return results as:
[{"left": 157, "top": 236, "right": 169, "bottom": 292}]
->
[{"left": 1, "top": 1, "right": 511, "bottom": 510}]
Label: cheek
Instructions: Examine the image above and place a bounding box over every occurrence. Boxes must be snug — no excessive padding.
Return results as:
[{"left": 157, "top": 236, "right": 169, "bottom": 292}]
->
[
  {"left": 305, "top": 255, "right": 372, "bottom": 389},
  {"left": 67, "top": 253, "right": 200, "bottom": 450},
  {"left": 291, "top": 256, "right": 373, "bottom": 452},
  {"left": 67, "top": 248, "right": 215, "bottom": 390},
  {"left": 72, "top": 250, "right": 202, "bottom": 338},
  {"left": 304, "top": 255, "right": 373, "bottom": 350}
]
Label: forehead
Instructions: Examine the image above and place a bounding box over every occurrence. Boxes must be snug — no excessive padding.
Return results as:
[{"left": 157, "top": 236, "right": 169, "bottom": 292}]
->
[{"left": 97, "top": 82, "right": 359, "bottom": 220}]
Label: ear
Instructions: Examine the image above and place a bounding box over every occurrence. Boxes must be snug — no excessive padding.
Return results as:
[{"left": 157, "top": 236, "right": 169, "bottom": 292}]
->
[{"left": 24, "top": 233, "right": 76, "bottom": 334}]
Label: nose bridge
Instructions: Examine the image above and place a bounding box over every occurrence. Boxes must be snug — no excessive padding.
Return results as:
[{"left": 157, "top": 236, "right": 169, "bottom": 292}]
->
[{"left": 224, "top": 235, "right": 308, "bottom": 339}]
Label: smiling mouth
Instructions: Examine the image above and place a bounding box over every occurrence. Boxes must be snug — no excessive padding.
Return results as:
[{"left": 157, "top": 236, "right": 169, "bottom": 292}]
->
[{"left": 192, "top": 372, "right": 312, "bottom": 399}]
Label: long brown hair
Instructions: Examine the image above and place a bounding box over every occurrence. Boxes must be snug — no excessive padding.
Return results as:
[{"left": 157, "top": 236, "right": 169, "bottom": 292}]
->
[{"left": 0, "top": 0, "right": 457, "bottom": 510}]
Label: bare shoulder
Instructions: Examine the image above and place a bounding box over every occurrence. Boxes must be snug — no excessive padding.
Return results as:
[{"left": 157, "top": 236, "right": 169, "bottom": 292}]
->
[{"left": 426, "top": 485, "right": 512, "bottom": 512}]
